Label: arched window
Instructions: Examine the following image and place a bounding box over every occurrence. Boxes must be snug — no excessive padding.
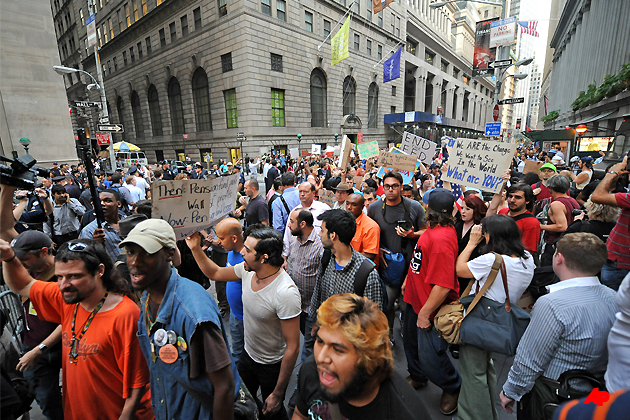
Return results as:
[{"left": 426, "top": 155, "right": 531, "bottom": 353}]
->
[
  {"left": 367, "top": 82, "right": 379, "bottom": 128},
  {"left": 310, "top": 68, "right": 327, "bottom": 127},
  {"left": 147, "top": 85, "right": 163, "bottom": 136},
  {"left": 168, "top": 77, "right": 185, "bottom": 134},
  {"left": 130, "top": 91, "right": 143, "bottom": 138},
  {"left": 116, "top": 96, "right": 126, "bottom": 139},
  {"left": 192, "top": 68, "right": 212, "bottom": 132},
  {"left": 342, "top": 76, "right": 356, "bottom": 116}
]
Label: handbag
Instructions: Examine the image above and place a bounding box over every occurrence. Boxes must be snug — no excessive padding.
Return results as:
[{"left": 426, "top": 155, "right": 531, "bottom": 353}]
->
[
  {"left": 434, "top": 253, "right": 503, "bottom": 345},
  {"left": 458, "top": 255, "right": 531, "bottom": 356},
  {"left": 381, "top": 248, "right": 406, "bottom": 286},
  {"left": 233, "top": 382, "right": 259, "bottom": 420}
]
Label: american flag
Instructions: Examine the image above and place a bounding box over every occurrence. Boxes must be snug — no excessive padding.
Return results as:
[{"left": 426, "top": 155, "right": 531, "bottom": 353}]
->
[
  {"left": 435, "top": 171, "right": 465, "bottom": 211},
  {"left": 519, "top": 21, "right": 539, "bottom": 37}
]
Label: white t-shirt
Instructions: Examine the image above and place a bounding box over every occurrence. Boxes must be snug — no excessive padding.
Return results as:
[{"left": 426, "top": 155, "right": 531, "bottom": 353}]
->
[
  {"left": 234, "top": 262, "right": 301, "bottom": 364},
  {"left": 467, "top": 253, "right": 535, "bottom": 304}
]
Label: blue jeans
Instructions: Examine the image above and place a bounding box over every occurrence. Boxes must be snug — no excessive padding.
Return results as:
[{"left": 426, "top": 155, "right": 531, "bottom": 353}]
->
[
  {"left": 21, "top": 343, "right": 64, "bottom": 420},
  {"left": 300, "top": 312, "right": 314, "bottom": 364},
  {"left": 601, "top": 261, "right": 629, "bottom": 291},
  {"left": 403, "top": 308, "right": 461, "bottom": 394},
  {"left": 229, "top": 312, "right": 244, "bottom": 365},
  {"left": 402, "top": 307, "right": 428, "bottom": 384}
]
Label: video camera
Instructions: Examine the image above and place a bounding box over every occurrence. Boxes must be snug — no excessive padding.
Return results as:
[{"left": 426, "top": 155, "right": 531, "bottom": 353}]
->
[{"left": 0, "top": 152, "right": 49, "bottom": 190}]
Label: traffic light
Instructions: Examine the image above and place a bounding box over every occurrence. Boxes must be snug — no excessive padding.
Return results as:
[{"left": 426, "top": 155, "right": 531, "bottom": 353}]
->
[{"left": 516, "top": 118, "right": 521, "bottom": 129}]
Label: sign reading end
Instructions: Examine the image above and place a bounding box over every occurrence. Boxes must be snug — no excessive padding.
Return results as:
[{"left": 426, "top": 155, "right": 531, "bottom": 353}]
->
[{"left": 97, "top": 124, "right": 124, "bottom": 133}]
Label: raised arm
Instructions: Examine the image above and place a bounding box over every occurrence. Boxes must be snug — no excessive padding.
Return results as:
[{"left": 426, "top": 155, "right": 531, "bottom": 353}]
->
[
  {"left": 185, "top": 233, "right": 239, "bottom": 282},
  {"left": 0, "top": 186, "right": 19, "bottom": 241},
  {"left": 591, "top": 157, "right": 628, "bottom": 207},
  {"left": 0, "top": 239, "right": 37, "bottom": 297}
]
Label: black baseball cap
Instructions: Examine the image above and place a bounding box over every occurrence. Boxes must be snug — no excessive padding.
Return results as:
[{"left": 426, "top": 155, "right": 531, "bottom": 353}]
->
[
  {"left": 127, "top": 167, "right": 138, "bottom": 175},
  {"left": 52, "top": 176, "right": 65, "bottom": 183},
  {"left": 10, "top": 231, "right": 53, "bottom": 258},
  {"left": 428, "top": 188, "right": 454, "bottom": 213}
]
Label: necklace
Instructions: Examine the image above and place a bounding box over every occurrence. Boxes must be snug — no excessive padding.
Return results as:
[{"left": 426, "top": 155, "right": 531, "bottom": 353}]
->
[
  {"left": 145, "top": 293, "right": 161, "bottom": 333},
  {"left": 255, "top": 268, "right": 281, "bottom": 284},
  {"left": 69, "top": 291, "right": 108, "bottom": 364}
]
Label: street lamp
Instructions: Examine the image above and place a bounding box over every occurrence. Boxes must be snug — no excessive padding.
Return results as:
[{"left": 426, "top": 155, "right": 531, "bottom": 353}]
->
[
  {"left": 510, "top": 73, "right": 529, "bottom": 80},
  {"left": 334, "top": 133, "right": 339, "bottom": 146},
  {"left": 19, "top": 137, "right": 31, "bottom": 154},
  {"left": 576, "top": 124, "right": 588, "bottom": 135},
  {"left": 297, "top": 133, "right": 302, "bottom": 160},
  {"left": 429, "top": 0, "right": 502, "bottom": 8}
]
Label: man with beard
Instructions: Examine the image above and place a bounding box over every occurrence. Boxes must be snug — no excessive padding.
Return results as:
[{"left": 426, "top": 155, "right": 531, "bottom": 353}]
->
[
  {"left": 121, "top": 219, "right": 240, "bottom": 420},
  {"left": 80, "top": 189, "right": 123, "bottom": 262},
  {"left": 292, "top": 293, "right": 431, "bottom": 420},
  {"left": 531, "top": 162, "right": 557, "bottom": 215},
  {"left": 187, "top": 225, "right": 301, "bottom": 420},
  {"left": 0, "top": 238, "right": 153, "bottom": 420}
]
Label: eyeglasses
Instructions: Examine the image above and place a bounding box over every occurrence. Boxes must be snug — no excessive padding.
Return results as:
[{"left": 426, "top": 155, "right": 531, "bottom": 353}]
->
[
  {"left": 383, "top": 184, "right": 400, "bottom": 190},
  {"left": 68, "top": 242, "right": 89, "bottom": 251}
]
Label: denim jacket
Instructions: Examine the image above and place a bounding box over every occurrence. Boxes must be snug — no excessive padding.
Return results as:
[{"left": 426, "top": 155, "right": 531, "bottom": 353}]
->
[{"left": 137, "top": 268, "right": 241, "bottom": 420}]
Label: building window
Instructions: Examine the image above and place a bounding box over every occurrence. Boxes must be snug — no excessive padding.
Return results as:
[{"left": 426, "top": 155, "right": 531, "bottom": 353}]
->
[
  {"left": 130, "top": 47, "right": 135, "bottom": 62},
  {"left": 390, "top": 13, "right": 395, "bottom": 33},
  {"left": 305, "top": 11, "right": 313, "bottom": 32},
  {"left": 452, "top": 67, "right": 460, "bottom": 79},
  {"left": 159, "top": 29, "right": 166, "bottom": 46},
  {"left": 378, "top": 11, "right": 383, "bottom": 27},
  {"left": 378, "top": 45, "right": 382, "bottom": 60},
  {"left": 118, "top": 9, "right": 124, "bottom": 31},
  {"left": 80, "top": 9, "right": 84, "bottom": 25},
  {"left": 406, "top": 40, "right": 417, "bottom": 55},
  {"left": 131, "top": 91, "right": 144, "bottom": 138},
  {"left": 484, "top": 9, "right": 488, "bottom": 18},
  {"left": 148, "top": 85, "right": 163, "bottom": 136},
  {"left": 117, "top": 97, "right": 126, "bottom": 139},
  {"left": 366, "top": 2, "right": 372, "bottom": 21},
  {"left": 146, "top": 36, "right": 152, "bottom": 53},
  {"left": 310, "top": 68, "right": 327, "bottom": 127},
  {"left": 97, "top": 28, "right": 102, "bottom": 47},
  {"left": 366, "top": 39, "right": 372, "bottom": 55},
  {"left": 353, "top": 1, "right": 359, "bottom": 13},
  {"left": 142, "top": 0, "right": 147, "bottom": 14},
  {"left": 463, "top": 74, "right": 470, "bottom": 85},
  {"left": 170, "top": 22, "right": 176, "bottom": 42},
  {"left": 181, "top": 15, "right": 188, "bottom": 36},
  {"left": 113, "top": 57, "right": 118, "bottom": 71},
  {"left": 441, "top": 60, "right": 449, "bottom": 73},
  {"left": 133, "top": 1, "right": 139, "bottom": 21},
  {"left": 125, "top": 3, "right": 131, "bottom": 26},
  {"left": 343, "top": 76, "right": 356, "bottom": 116},
  {"left": 271, "top": 53, "right": 283, "bottom": 72},
  {"left": 324, "top": 20, "right": 331, "bottom": 37},
  {"left": 218, "top": 0, "right": 227, "bottom": 17},
  {"left": 391, "top": 106, "right": 396, "bottom": 113},
  {"left": 156, "top": 0, "right": 162, "bottom": 5},
  {"left": 168, "top": 77, "right": 185, "bottom": 134},
  {"left": 392, "top": 86, "right": 396, "bottom": 96},
  {"left": 261, "top": 0, "right": 271, "bottom": 16},
  {"left": 368, "top": 82, "right": 378, "bottom": 128},
  {"left": 192, "top": 68, "right": 212, "bottom": 131},
  {"left": 277, "top": 0, "right": 286, "bottom": 21},
  {"left": 102, "top": 24, "right": 108, "bottom": 43},
  {"left": 221, "top": 52, "right": 233, "bottom": 73},
  {"left": 224, "top": 89, "right": 238, "bottom": 128},
  {"left": 107, "top": 60, "right": 112, "bottom": 74},
  {"left": 354, "top": 34, "right": 360, "bottom": 51},
  {"left": 122, "top": 50, "right": 127, "bottom": 66},
  {"left": 425, "top": 49, "right": 435, "bottom": 65},
  {"left": 194, "top": 7, "right": 201, "bottom": 29},
  {"left": 109, "top": 19, "right": 114, "bottom": 39},
  {"left": 137, "top": 42, "right": 143, "bottom": 58},
  {"left": 271, "top": 89, "right": 285, "bottom": 127}
]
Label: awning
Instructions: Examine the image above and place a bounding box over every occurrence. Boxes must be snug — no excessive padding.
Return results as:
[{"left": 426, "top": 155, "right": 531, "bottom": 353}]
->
[
  {"left": 384, "top": 111, "right": 483, "bottom": 132},
  {"left": 575, "top": 108, "right": 618, "bottom": 125},
  {"left": 522, "top": 128, "right": 576, "bottom": 141}
]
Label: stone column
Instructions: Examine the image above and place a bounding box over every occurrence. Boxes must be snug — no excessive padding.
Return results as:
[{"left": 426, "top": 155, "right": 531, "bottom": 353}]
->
[
  {"left": 445, "top": 83, "right": 454, "bottom": 118},
  {"left": 467, "top": 94, "right": 475, "bottom": 123},
  {"left": 415, "top": 67, "right": 427, "bottom": 112},
  {"left": 431, "top": 77, "right": 443, "bottom": 116},
  {"left": 455, "top": 88, "right": 464, "bottom": 120}
]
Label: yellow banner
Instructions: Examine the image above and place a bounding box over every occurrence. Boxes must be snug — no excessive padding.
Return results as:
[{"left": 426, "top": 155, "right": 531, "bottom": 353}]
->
[{"left": 331, "top": 15, "right": 350, "bottom": 66}]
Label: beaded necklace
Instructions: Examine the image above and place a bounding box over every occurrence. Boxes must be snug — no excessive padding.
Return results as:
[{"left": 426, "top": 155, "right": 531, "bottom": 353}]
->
[{"left": 69, "top": 291, "right": 108, "bottom": 363}]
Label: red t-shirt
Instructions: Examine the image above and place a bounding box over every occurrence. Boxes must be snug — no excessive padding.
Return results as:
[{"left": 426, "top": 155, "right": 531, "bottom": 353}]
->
[
  {"left": 376, "top": 185, "right": 384, "bottom": 197},
  {"left": 403, "top": 225, "right": 459, "bottom": 319},
  {"left": 498, "top": 208, "right": 541, "bottom": 252},
  {"left": 29, "top": 281, "right": 153, "bottom": 420},
  {"left": 608, "top": 193, "right": 630, "bottom": 269},
  {"left": 531, "top": 182, "right": 552, "bottom": 201}
]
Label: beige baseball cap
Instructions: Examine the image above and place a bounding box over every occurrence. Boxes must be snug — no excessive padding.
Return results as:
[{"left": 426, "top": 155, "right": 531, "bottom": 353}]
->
[{"left": 118, "top": 219, "right": 177, "bottom": 254}]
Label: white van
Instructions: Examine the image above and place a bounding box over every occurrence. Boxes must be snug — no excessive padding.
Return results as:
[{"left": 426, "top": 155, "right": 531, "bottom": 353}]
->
[{"left": 115, "top": 151, "right": 148, "bottom": 167}]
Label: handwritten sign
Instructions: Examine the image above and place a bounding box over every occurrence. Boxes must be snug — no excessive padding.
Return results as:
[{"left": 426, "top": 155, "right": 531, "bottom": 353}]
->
[
  {"left": 399, "top": 132, "right": 438, "bottom": 164},
  {"left": 523, "top": 160, "right": 544, "bottom": 175},
  {"left": 353, "top": 176, "right": 364, "bottom": 189},
  {"left": 311, "top": 144, "right": 321, "bottom": 155},
  {"left": 378, "top": 151, "right": 418, "bottom": 172},
  {"left": 357, "top": 140, "right": 379, "bottom": 159},
  {"left": 319, "top": 189, "right": 337, "bottom": 208},
  {"left": 152, "top": 174, "right": 240, "bottom": 240},
  {"left": 376, "top": 167, "right": 414, "bottom": 184},
  {"left": 442, "top": 138, "right": 516, "bottom": 194},
  {"left": 339, "top": 135, "right": 352, "bottom": 170}
]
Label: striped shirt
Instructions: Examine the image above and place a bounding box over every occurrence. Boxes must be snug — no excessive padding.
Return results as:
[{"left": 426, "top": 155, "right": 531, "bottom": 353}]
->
[
  {"left": 503, "top": 277, "right": 618, "bottom": 401},
  {"left": 286, "top": 229, "right": 324, "bottom": 313},
  {"left": 607, "top": 193, "right": 630, "bottom": 269},
  {"left": 80, "top": 219, "right": 122, "bottom": 262}
]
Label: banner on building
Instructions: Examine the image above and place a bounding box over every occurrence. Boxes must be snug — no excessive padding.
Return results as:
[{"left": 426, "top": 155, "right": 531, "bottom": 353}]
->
[
  {"left": 490, "top": 16, "right": 518, "bottom": 48},
  {"left": 472, "top": 17, "right": 498, "bottom": 77},
  {"left": 383, "top": 45, "right": 402, "bottom": 83},
  {"left": 331, "top": 15, "right": 351, "bottom": 66},
  {"left": 373, "top": 0, "right": 395, "bottom": 14}
]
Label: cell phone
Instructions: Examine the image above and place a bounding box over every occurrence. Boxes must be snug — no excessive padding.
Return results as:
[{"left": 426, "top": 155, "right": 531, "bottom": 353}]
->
[{"left": 397, "top": 220, "right": 411, "bottom": 231}]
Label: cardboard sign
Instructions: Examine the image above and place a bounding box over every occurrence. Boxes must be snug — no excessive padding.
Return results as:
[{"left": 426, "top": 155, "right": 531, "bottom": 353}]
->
[
  {"left": 442, "top": 138, "right": 516, "bottom": 193},
  {"left": 523, "top": 160, "right": 543, "bottom": 175},
  {"left": 353, "top": 176, "right": 364, "bottom": 188},
  {"left": 319, "top": 189, "right": 337, "bottom": 208},
  {"left": 289, "top": 148, "right": 299, "bottom": 159},
  {"left": 311, "top": 144, "right": 322, "bottom": 155},
  {"left": 152, "top": 174, "right": 240, "bottom": 240},
  {"left": 375, "top": 167, "right": 414, "bottom": 184},
  {"left": 378, "top": 151, "right": 418, "bottom": 172},
  {"left": 399, "top": 132, "right": 437, "bottom": 164},
  {"left": 357, "top": 140, "right": 379, "bottom": 159},
  {"left": 339, "top": 135, "right": 352, "bottom": 170}
]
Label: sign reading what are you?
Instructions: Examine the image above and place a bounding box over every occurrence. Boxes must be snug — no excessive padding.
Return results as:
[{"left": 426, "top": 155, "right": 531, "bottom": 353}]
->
[{"left": 442, "top": 139, "right": 516, "bottom": 193}]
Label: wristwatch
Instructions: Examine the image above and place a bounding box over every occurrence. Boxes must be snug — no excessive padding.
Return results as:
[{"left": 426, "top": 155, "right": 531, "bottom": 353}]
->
[
  {"left": 608, "top": 171, "right": 619, "bottom": 176},
  {"left": 38, "top": 343, "right": 48, "bottom": 353}
]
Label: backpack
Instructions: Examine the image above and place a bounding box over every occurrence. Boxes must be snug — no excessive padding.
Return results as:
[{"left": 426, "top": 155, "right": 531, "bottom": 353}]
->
[{"left": 321, "top": 249, "right": 388, "bottom": 311}]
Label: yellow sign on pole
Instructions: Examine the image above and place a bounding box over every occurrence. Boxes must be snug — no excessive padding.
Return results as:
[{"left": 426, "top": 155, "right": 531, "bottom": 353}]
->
[{"left": 331, "top": 15, "right": 350, "bottom": 66}]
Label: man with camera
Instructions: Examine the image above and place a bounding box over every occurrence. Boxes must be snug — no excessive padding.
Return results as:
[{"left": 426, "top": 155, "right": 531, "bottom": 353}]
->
[{"left": 44, "top": 184, "right": 85, "bottom": 246}]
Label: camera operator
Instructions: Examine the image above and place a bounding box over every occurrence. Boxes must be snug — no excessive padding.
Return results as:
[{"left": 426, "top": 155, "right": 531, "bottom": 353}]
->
[
  {"left": 43, "top": 184, "right": 85, "bottom": 246},
  {"left": 12, "top": 188, "right": 54, "bottom": 233}
]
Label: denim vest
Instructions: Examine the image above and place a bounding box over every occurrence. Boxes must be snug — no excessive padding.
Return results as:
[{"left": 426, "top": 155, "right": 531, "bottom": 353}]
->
[{"left": 137, "top": 268, "right": 241, "bottom": 420}]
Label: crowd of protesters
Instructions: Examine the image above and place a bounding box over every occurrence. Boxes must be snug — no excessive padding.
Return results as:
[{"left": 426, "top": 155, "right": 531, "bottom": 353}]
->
[{"left": 0, "top": 139, "right": 629, "bottom": 420}]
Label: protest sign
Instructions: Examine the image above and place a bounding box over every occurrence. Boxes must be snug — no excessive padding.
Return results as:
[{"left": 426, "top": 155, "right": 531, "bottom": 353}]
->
[
  {"left": 353, "top": 176, "right": 364, "bottom": 188},
  {"left": 399, "top": 132, "right": 437, "bottom": 164},
  {"left": 311, "top": 144, "right": 322, "bottom": 155},
  {"left": 339, "top": 135, "right": 352, "bottom": 170},
  {"left": 289, "top": 148, "right": 299, "bottom": 159},
  {"left": 442, "top": 138, "right": 516, "bottom": 193},
  {"left": 378, "top": 151, "right": 418, "bottom": 172},
  {"left": 375, "top": 167, "right": 414, "bottom": 184},
  {"left": 152, "top": 174, "right": 240, "bottom": 240},
  {"left": 523, "top": 160, "right": 543, "bottom": 175},
  {"left": 319, "top": 189, "right": 337, "bottom": 208},
  {"left": 357, "top": 140, "right": 379, "bottom": 159}
]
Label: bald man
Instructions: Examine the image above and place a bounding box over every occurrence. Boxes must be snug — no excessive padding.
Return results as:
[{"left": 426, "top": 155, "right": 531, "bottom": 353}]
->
[
  {"left": 214, "top": 218, "right": 246, "bottom": 363},
  {"left": 346, "top": 193, "right": 380, "bottom": 263},
  {"left": 282, "top": 182, "right": 330, "bottom": 258}
]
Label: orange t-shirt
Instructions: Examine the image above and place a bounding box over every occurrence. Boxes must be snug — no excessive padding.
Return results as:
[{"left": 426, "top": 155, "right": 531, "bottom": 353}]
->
[
  {"left": 29, "top": 281, "right": 153, "bottom": 420},
  {"left": 351, "top": 212, "right": 381, "bottom": 259}
]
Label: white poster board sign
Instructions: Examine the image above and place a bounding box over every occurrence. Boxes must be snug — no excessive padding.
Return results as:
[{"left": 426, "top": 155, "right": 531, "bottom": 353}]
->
[
  {"left": 289, "top": 148, "right": 299, "bottom": 159},
  {"left": 442, "top": 138, "right": 516, "bottom": 193},
  {"left": 311, "top": 144, "right": 322, "bottom": 155},
  {"left": 399, "top": 132, "right": 437, "bottom": 164},
  {"left": 152, "top": 174, "right": 240, "bottom": 240}
]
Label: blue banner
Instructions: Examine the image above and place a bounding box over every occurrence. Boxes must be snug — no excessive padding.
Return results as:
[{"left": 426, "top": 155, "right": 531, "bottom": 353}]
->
[{"left": 383, "top": 46, "right": 402, "bottom": 83}]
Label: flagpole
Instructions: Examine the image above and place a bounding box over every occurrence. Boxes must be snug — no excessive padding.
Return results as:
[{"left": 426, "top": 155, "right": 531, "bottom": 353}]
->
[
  {"left": 373, "top": 40, "right": 404, "bottom": 68},
  {"left": 318, "top": 1, "right": 355, "bottom": 51}
]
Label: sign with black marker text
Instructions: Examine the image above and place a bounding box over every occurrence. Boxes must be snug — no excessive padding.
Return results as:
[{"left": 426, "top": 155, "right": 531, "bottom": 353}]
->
[{"left": 399, "top": 132, "right": 437, "bottom": 164}]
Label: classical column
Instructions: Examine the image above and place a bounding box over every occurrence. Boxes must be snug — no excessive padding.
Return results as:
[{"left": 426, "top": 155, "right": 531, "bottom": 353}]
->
[
  {"left": 431, "top": 77, "right": 443, "bottom": 116},
  {"left": 455, "top": 88, "right": 464, "bottom": 121},
  {"left": 445, "top": 83, "right": 455, "bottom": 119},
  {"left": 467, "top": 94, "right": 475, "bottom": 123}
]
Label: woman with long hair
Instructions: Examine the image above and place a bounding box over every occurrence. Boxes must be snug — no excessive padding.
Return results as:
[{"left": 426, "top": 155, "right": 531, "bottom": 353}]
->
[
  {"left": 455, "top": 215, "right": 535, "bottom": 420},
  {"left": 455, "top": 195, "right": 488, "bottom": 293}
]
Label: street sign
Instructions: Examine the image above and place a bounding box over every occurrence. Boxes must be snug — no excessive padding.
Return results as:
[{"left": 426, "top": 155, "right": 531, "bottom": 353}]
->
[
  {"left": 493, "top": 104, "right": 500, "bottom": 122},
  {"left": 490, "top": 16, "right": 517, "bottom": 48},
  {"left": 357, "top": 132, "right": 363, "bottom": 143},
  {"left": 488, "top": 60, "right": 512, "bottom": 69},
  {"left": 498, "top": 97, "right": 525, "bottom": 105},
  {"left": 183, "top": 134, "right": 189, "bottom": 139},
  {"left": 86, "top": 14, "right": 96, "bottom": 48},
  {"left": 74, "top": 101, "right": 100, "bottom": 108},
  {"left": 96, "top": 133, "right": 111, "bottom": 145},
  {"left": 97, "top": 124, "right": 124, "bottom": 133},
  {"left": 99, "top": 116, "right": 110, "bottom": 124},
  {"left": 236, "top": 132, "right": 245, "bottom": 138},
  {"left": 485, "top": 122, "right": 502, "bottom": 137}
]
